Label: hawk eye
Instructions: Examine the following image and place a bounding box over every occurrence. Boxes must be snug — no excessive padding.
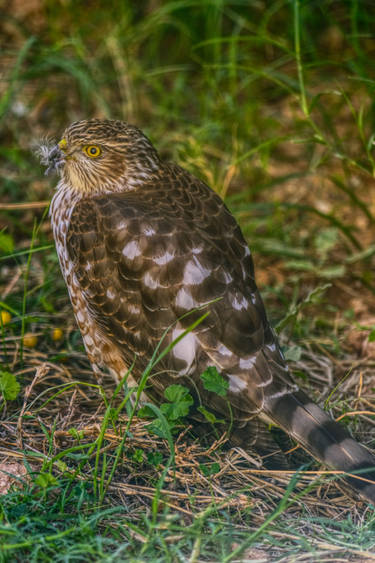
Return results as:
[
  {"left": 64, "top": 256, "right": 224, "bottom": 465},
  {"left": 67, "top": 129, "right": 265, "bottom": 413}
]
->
[{"left": 84, "top": 145, "right": 101, "bottom": 158}]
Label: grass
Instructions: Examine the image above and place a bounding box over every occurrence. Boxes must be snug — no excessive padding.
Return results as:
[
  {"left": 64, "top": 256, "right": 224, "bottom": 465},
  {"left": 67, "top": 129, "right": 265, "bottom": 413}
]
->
[{"left": 0, "top": 0, "right": 375, "bottom": 560}]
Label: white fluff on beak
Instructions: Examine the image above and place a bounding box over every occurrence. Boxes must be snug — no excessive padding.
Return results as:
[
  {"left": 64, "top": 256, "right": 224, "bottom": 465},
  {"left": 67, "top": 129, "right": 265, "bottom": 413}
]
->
[{"left": 34, "top": 140, "right": 65, "bottom": 175}]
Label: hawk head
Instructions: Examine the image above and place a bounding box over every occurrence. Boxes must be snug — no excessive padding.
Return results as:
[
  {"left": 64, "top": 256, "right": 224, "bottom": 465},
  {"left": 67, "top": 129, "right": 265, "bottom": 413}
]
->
[{"left": 41, "top": 119, "right": 160, "bottom": 193}]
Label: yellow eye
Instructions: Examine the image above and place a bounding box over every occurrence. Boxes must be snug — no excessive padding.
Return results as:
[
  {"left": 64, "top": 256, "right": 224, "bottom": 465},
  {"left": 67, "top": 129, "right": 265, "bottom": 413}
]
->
[{"left": 84, "top": 145, "right": 101, "bottom": 158}]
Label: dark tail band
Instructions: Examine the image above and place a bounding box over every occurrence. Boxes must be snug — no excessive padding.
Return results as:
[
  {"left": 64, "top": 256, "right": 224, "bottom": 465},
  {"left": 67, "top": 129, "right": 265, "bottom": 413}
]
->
[{"left": 265, "top": 390, "right": 375, "bottom": 503}]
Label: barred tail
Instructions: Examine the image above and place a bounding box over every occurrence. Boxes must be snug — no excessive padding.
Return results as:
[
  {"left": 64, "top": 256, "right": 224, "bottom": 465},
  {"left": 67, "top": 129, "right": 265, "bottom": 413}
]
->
[{"left": 265, "top": 390, "right": 375, "bottom": 503}]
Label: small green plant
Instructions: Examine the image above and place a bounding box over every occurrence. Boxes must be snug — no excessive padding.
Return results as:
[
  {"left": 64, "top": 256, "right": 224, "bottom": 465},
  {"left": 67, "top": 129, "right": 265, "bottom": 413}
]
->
[
  {"left": 0, "top": 371, "right": 20, "bottom": 401},
  {"left": 132, "top": 448, "right": 145, "bottom": 463},
  {"left": 160, "top": 384, "right": 194, "bottom": 420},
  {"left": 139, "top": 383, "right": 194, "bottom": 437},
  {"left": 147, "top": 451, "right": 163, "bottom": 467},
  {"left": 199, "top": 461, "right": 220, "bottom": 476},
  {"left": 34, "top": 472, "right": 58, "bottom": 490},
  {"left": 200, "top": 366, "right": 229, "bottom": 397},
  {"left": 139, "top": 368, "right": 230, "bottom": 438}
]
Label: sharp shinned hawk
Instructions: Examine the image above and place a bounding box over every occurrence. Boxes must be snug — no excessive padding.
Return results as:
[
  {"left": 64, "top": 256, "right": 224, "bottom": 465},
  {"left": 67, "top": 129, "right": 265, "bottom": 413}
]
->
[{"left": 44, "top": 119, "right": 375, "bottom": 502}]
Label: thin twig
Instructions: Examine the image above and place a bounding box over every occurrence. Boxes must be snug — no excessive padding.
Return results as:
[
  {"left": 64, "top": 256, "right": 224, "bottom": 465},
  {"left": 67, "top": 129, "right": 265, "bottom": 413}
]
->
[{"left": 0, "top": 201, "right": 50, "bottom": 210}]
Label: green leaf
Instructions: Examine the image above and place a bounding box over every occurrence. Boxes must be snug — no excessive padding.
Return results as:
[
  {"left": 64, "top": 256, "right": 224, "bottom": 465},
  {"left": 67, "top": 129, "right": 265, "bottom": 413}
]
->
[
  {"left": 164, "top": 384, "right": 191, "bottom": 403},
  {"left": 146, "top": 419, "right": 170, "bottom": 439},
  {"left": 68, "top": 427, "right": 84, "bottom": 440},
  {"left": 35, "top": 472, "right": 58, "bottom": 489},
  {"left": 369, "top": 328, "right": 375, "bottom": 342},
  {"left": 132, "top": 449, "right": 144, "bottom": 463},
  {"left": 199, "top": 462, "right": 220, "bottom": 476},
  {"left": 0, "top": 371, "right": 20, "bottom": 400},
  {"left": 197, "top": 406, "right": 223, "bottom": 424},
  {"left": 138, "top": 405, "right": 156, "bottom": 419},
  {"left": 147, "top": 451, "right": 163, "bottom": 466},
  {"left": 284, "top": 345, "right": 302, "bottom": 362},
  {"left": 0, "top": 232, "right": 14, "bottom": 254},
  {"left": 160, "top": 395, "right": 193, "bottom": 421},
  {"left": 55, "top": 460, "right": 68, "bottom": 472},
  {"left": 161, "top": 384, "right": 193, "bottom": 421},
  {"left": 201, "top": 366, "right": 229, "bottom": 397}
]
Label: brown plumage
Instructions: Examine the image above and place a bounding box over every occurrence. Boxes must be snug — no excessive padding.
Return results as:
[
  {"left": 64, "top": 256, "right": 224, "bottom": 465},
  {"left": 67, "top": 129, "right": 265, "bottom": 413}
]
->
[{"left": 46, "top": 118, "right": 375, "bottom": 502}]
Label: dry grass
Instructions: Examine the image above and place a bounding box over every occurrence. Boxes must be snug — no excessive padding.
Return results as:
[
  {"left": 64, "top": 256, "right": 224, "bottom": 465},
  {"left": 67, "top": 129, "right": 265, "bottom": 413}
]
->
[{"left": 1, "top": 292, "right": 374, "bottom": 556}]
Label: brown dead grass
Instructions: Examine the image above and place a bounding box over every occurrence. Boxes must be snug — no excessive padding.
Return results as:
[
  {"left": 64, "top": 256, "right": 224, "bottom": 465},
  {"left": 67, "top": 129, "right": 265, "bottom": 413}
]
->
[{"left": 0, "top": 316, "right": 374, "bottom": 527}]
